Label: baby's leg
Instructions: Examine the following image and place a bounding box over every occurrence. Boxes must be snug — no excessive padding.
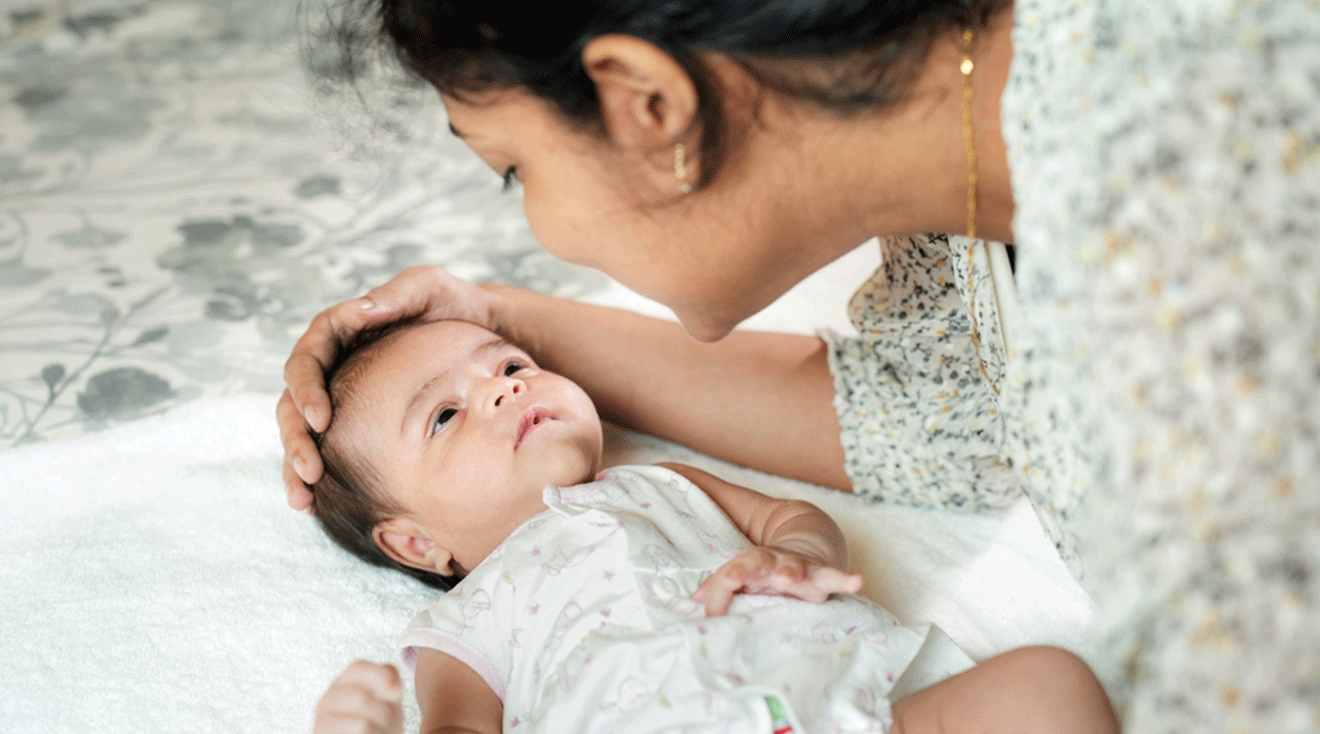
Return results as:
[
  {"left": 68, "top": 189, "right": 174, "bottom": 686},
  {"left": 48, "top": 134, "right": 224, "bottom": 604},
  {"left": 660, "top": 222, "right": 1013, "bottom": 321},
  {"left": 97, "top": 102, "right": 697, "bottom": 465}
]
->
[{"left": 891, "top": 646, "right": 1118, "bottom": 734}]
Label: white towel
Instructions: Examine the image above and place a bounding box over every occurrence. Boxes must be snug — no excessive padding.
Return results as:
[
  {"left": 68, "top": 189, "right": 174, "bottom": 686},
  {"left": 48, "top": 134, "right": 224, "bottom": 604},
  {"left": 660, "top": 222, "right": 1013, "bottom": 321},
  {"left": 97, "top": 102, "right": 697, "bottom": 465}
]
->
[{"left": 0, "top": 393, "right": 1092, "bottom": 734}]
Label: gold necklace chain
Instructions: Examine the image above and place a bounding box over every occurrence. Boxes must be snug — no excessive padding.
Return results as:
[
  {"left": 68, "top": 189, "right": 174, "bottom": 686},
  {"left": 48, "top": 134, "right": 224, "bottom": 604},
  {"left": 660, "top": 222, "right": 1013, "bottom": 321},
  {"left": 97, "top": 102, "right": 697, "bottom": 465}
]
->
[{"left": 961, "top": 26, "right": 1000, "bottom": 395}]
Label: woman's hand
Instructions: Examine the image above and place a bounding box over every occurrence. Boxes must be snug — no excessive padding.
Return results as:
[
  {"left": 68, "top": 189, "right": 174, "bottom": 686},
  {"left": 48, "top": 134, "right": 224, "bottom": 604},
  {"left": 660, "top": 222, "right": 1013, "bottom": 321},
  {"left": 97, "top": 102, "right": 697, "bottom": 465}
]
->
[
  {"left": 692, "top": 545, "right": 864, "bottom": 617},
  {"left": 313, "top": 660, "right": 404, "bottom": 734},
  {"left": 280, "top": 266, "right": 496, "bottom": 510}
]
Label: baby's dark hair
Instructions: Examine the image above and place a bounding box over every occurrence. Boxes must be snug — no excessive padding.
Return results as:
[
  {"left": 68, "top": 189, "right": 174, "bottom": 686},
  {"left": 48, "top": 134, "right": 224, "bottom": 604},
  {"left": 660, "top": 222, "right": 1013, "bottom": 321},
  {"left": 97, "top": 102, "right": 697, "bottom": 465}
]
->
[{"left": 311, "top": 318, "right": 458, "bottom": 591}]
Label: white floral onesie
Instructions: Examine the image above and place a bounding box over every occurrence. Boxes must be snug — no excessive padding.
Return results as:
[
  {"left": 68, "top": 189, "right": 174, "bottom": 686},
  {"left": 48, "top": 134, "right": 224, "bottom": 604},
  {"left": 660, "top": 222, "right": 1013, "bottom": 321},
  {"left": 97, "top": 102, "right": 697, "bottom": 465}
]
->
[{"left": 399, "top": 465, "right": 972, "bottom": 733}]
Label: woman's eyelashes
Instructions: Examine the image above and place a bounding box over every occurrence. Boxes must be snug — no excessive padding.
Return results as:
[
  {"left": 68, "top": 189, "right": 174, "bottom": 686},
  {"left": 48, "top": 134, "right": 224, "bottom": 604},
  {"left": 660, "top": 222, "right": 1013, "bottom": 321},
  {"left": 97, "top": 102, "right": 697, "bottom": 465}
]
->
[{"left": 501, "top": 166, "right": 518, "bottom": 192}]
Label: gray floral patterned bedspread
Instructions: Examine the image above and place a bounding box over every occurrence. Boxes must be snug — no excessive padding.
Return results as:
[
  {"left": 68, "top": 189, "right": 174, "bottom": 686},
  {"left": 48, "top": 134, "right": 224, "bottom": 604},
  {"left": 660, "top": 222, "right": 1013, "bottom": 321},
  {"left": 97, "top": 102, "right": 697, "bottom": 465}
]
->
[{"left": 0, "top": 0, "right": 606, "bottom": 445}]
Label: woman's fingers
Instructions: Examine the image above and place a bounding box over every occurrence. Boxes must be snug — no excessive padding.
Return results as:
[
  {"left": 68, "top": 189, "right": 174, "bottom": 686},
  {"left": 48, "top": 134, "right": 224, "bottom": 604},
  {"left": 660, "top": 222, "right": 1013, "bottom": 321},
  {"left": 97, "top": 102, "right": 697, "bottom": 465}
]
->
[
  {"left": 362, "top": 265, "right": 495, "bottom": 326},
  {"left": 284, "top": 459, "right": 314, "bottom": 512},
  {"left": 277, "top": 389, "right": 323, "bottom": 494},
  {"left": 279, "top": 301, "right": 384, "bottom": 502},
  {"left": 285, "top": 298, "right": 381, "bottom": 430}
]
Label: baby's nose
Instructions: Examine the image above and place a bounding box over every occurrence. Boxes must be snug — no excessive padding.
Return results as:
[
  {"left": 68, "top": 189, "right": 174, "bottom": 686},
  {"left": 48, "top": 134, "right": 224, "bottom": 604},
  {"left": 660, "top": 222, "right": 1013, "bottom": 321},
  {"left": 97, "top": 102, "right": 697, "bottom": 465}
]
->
[{"left": 492, "top": 379, "right": 524, "bottom": 407}]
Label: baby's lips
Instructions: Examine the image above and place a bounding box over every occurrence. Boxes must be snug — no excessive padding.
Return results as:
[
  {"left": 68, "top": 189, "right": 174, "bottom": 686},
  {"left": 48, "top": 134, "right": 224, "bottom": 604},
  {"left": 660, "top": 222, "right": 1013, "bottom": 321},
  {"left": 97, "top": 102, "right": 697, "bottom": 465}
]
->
[{"left": 514, "top": 406, "right": 556, "bottom": 448}]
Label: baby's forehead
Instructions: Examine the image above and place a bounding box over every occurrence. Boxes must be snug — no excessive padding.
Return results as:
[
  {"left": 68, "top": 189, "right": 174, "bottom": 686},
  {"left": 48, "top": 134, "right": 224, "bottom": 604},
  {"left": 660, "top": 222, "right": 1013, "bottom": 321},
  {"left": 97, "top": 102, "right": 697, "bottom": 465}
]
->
[
  {"left": 381, "top": 320, "right": 512, "bottom": 364},
  {"left": 361, "top": 319, "right": 497, "bottom": 360}
]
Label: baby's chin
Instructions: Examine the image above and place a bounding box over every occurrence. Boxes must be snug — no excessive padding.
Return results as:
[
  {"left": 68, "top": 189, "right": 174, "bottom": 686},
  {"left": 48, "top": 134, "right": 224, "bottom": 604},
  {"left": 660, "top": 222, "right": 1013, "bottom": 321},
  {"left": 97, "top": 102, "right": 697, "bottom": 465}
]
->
[{"left": 531, "top": 448, "right": 602, "bottom": 491}]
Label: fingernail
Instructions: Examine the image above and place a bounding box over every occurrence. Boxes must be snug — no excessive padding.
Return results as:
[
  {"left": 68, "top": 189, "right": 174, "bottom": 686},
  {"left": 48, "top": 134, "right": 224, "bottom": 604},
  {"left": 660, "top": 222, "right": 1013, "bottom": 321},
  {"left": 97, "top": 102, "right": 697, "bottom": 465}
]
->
[{"left": 304, "top": 406, "right": 323, "bottom": 429}]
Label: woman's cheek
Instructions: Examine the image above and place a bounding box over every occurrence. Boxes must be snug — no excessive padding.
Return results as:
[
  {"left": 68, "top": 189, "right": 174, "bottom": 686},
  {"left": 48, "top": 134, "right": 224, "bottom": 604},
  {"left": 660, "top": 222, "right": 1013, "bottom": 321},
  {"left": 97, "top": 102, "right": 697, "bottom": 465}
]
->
[{"left": 523, "top": 189, "right": 591, "bottom": 266}]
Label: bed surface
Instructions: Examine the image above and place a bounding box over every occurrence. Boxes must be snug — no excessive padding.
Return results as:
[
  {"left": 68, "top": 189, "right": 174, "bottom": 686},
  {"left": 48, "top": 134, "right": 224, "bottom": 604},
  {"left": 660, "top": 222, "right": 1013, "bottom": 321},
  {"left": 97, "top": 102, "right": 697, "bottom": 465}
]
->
[{"left": 0, "top": 2, "right": 1093, "bottom": 732}]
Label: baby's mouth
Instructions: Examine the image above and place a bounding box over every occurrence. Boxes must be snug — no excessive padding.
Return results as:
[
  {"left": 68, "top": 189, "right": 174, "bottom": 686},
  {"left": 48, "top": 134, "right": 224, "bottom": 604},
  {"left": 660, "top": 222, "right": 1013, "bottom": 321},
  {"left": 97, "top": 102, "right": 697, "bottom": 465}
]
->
[{"left": 515, "top": 408, "right": 556, "bottom": 449}]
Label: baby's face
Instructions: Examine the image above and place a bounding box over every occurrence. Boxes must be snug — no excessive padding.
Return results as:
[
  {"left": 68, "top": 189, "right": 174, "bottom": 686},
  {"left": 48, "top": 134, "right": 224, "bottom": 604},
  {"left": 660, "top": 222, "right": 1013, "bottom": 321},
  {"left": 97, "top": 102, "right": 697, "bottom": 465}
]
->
[{"left": 344, "top": 320, "right": 603, "bottom": 570}]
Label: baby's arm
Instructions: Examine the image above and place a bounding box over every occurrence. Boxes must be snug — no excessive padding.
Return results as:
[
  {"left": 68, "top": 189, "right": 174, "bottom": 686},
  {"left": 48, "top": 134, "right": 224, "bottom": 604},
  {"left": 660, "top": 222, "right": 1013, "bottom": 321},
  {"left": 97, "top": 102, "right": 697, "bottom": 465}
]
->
[
  {"left": 660, "top": 462, "right": 863, "bottom": 616},
  {"left": 312, "top": 651, "right": 501, "bottom": 734},
  {"left": 413, "top": 649, "right": 502, "bottom": 734}
]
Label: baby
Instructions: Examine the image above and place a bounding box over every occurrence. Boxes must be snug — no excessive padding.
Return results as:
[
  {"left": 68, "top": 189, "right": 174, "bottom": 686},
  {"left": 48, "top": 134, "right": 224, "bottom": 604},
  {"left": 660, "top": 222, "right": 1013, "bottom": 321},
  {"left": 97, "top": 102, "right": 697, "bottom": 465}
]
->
[{"left": 309, "top": 318, "right": 1117, "bottom": 734}]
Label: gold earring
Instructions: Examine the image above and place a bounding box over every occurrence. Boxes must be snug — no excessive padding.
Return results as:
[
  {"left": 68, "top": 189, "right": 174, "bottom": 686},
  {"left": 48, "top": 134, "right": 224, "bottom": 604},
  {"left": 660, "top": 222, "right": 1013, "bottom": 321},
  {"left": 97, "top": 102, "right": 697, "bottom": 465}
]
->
[{"left": 674, "top": 143, "right": 693, "bottom": 193}]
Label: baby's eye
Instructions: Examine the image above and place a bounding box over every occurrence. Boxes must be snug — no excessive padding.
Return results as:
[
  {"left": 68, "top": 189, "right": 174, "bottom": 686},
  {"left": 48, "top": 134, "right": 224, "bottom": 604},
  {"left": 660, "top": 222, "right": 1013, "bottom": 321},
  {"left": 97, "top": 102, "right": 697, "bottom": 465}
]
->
[
  {"left": 430, "top": 407, "right": 458, "bottom": 436},
  {"left": 503, "top": 360, "right": 525, "bottom": 377}
]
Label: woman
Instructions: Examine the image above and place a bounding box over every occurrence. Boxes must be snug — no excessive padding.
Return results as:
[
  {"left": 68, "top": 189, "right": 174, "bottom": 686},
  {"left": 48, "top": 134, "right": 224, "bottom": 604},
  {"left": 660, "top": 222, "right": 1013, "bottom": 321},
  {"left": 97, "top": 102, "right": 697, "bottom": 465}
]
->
[{"left": 280, "top": 0, "right": 1319, "bottom": 730}]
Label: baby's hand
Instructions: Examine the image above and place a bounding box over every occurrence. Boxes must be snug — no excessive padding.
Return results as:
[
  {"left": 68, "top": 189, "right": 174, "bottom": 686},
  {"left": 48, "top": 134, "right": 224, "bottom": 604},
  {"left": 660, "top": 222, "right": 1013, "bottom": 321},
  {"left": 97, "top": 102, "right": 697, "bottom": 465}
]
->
[
  {"left": 314, "top": 660, "right": 404, "bottom": 734},
  {"left": 693, "top": 546, "right": 864, "bottom": 616}
]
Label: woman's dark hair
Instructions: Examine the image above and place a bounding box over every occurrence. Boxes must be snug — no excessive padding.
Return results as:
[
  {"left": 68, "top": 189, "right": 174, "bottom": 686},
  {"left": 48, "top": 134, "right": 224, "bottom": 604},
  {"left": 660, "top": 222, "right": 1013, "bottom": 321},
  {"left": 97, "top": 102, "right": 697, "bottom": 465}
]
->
[
  {"left": 317, "top": 0, "right": 1004, "bottom": 186},
  {"left": 311, "top": 319, "right": 458, "bottom": 591}
]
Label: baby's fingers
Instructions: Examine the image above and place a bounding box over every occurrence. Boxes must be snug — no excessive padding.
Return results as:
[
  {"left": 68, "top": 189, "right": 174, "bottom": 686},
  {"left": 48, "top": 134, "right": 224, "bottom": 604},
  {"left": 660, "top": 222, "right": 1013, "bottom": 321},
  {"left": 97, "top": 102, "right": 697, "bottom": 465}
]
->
[
  {"left": 316, "top": 710, "right": 400, "bottom": 734},
  {"left": 315, "top": 660, "right": 404, "bottom": 734},
  {"left": 694, "top": 549, "right": 774, "bottom": 616},
  {"left": 693, "top": 563, "right": 746, "bottom": 617},
  {"left": 808, "top": 566, "right": 864, "bottom": 596},
  {"left": 756, "top": 562, "right": 863, "bottom": 604},
  {"left": 338, "top": 660, "right": 403, "bottom": 702}
]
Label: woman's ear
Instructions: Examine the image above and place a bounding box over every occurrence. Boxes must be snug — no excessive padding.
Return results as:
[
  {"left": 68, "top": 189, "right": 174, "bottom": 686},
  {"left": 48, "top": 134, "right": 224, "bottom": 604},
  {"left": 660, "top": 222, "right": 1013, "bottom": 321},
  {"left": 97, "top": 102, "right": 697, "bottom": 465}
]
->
[
  {"left": 372, "top": 518, "right": 456, "bottom": 575},
  {"left": 582, "top": 34, "right": 698, "bottom": 150}
]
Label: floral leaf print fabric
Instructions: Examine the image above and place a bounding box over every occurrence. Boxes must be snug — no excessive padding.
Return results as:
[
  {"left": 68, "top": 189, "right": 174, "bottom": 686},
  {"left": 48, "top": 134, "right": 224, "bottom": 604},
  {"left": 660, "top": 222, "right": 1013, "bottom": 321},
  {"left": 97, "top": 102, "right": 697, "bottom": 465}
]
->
[{"left": 0, "top": 0, "right": 606, "bottom": 445}]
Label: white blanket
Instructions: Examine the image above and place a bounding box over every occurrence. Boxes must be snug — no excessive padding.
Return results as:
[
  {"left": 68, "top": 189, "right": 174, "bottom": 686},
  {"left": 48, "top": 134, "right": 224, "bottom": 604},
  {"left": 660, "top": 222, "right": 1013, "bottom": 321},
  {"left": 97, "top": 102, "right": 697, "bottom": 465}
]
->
[{"left": 0, "top": 392, "right": 1093, "bottom": 734}]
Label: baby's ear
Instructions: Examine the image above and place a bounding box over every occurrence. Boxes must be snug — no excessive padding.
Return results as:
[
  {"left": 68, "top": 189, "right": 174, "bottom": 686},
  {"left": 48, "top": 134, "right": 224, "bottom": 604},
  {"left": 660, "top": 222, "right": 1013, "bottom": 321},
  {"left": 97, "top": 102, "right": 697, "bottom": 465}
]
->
[{"left": 372, "top": 518, "right": 455, "bottom": 574}]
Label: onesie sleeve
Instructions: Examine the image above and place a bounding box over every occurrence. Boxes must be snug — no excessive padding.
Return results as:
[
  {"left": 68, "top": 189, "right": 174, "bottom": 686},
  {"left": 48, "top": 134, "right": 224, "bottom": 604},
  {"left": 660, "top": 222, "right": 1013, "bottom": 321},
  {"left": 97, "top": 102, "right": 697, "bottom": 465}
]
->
[
  {"left": 398, "top": 598, "right": 506, "bottom": 701},
  {"left": 823, "top": 234, "right": 1019, "bottom": 511}
]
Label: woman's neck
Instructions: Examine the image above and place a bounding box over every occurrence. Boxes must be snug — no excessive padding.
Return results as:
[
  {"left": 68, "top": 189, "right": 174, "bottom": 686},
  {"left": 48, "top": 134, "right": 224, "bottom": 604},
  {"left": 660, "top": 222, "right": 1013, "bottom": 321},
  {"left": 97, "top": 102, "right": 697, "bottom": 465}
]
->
[{"left": 779, "top": 9, "right": 1017, "bottom": 245}]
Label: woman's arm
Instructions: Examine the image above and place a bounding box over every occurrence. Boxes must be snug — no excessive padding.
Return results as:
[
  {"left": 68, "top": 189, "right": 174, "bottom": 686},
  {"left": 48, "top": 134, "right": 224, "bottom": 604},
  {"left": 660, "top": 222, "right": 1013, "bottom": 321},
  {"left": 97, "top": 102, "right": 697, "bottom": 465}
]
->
[
  {"left": 660, "top": 462, "right": 862, "bottom": 616},
  {"left": 487, "top": 283, "right": 850, "bottom": 490}
]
